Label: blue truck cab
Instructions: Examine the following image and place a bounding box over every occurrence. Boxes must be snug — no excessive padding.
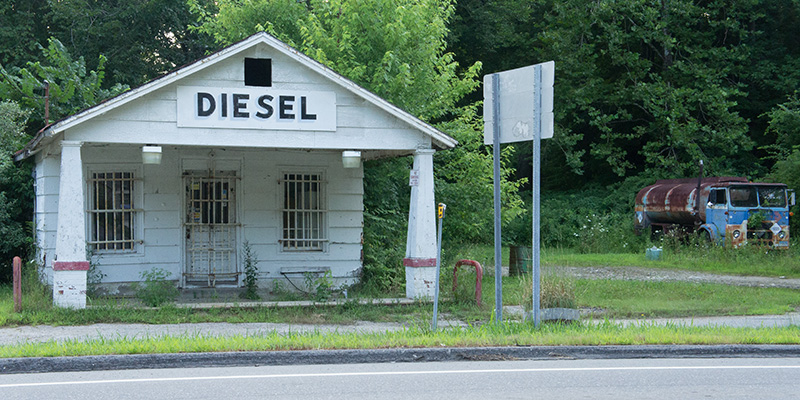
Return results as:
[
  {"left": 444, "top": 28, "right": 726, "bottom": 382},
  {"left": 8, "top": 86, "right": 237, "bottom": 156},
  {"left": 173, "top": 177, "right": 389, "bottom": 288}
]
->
[
  {"left": 635, "top": 177, "right": 795, "bottom": 248},
  {"left": 703, "top": 183, "right": 794, "bottom": 247}
]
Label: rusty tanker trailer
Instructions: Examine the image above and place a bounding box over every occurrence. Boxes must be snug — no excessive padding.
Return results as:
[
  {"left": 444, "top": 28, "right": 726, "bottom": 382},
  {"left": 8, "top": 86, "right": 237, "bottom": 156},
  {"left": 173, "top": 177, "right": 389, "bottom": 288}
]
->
[{"left": 635, "top": 176, "right": 794, "bottom": 248}]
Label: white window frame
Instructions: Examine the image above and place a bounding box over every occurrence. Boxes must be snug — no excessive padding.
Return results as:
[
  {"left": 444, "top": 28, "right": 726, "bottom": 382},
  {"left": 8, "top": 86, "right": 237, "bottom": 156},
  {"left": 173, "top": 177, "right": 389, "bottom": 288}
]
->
[
  {"left": 280, "top": 170, "right": 327, "bottom": 252},
  {"left": 86, "top": 166, "right": 142, "bottom": 253}
]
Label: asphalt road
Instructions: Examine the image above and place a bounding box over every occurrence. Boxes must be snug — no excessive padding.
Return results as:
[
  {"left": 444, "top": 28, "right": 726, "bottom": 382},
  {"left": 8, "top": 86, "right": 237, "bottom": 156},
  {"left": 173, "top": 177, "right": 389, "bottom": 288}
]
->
[{"left": 2, "top": 358, "right": 799, "bottom": 399}]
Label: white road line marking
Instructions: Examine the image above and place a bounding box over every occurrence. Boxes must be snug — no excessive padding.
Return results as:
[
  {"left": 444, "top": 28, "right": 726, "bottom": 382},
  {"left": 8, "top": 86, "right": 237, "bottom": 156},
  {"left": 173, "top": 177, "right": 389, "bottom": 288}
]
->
[{"left": 1, "top": 365, "right": 799, "bottom": 389}]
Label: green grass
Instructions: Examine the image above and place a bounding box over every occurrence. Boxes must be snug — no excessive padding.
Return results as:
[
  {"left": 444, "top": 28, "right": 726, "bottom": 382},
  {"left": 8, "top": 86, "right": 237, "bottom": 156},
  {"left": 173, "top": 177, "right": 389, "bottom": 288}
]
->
[
  {"left": 2, "top": 243, "right": 799, "bottom": 328},
  {"left": 0, "top": 296, "right": 433, "bottom": 327},
  {"left": 543, "top": 246, "right": 800, "bottom": 278},
  {"left": 576, "top": 280, "right": 800, "bottom": 318},
  {"left": 3, "top": 270, "right": 800, "bottom": 327},
  {"left": 442, "top": 243, "right": 800, "bottom": 278},
  {"left": 3, "top": 253, "right": 800, "bottom": 358},
  {"left": 442, "top": 272, "right": 800, "bottom": 322},
  {"left": 1, "top": 322, "right": 799, "bottom": 358}
]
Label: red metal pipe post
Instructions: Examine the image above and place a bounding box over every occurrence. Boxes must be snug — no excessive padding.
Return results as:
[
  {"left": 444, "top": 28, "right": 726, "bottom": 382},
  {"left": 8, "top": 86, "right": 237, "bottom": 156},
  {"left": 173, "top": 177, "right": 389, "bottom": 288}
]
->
[
  {"left": 453, "top": 259, "right": 483, "bottom": 306},
  {"left": 13, "top": 256, "right": 22, "bottom": 313}
]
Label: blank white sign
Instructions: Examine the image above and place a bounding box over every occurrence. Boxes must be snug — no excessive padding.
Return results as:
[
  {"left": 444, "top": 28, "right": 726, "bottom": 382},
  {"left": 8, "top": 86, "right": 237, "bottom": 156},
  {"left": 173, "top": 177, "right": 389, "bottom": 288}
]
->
[{"left": 484, "top": 61, "right": 554, "bottom": 144}]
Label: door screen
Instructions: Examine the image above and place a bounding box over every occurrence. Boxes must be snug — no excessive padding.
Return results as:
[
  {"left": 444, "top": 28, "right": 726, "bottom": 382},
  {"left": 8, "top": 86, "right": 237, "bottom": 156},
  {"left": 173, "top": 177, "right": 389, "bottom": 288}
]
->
[{"left": 184, "top": 171, "right": 238, "bottom": 286}]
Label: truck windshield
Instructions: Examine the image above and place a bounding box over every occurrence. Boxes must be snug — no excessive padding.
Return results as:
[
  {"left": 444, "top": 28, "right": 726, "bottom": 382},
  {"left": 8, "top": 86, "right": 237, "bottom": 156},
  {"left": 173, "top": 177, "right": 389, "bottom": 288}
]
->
[
  {"left": 758, "top": 186, "right": 787, "bottom": 207},
  {"left": 729, "top": 186, "right": 758, "bottom": 207},
  {"left": 729, "top": 186, "right": 786, "bottom": 208}
]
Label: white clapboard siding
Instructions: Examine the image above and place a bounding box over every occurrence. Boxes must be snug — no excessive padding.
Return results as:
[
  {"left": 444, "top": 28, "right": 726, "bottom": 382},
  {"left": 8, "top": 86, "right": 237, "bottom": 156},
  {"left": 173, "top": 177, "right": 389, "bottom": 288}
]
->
[
  {"left": 44, "top": 147, "right": 365, "bottom": 284},
  {"left": 33, "top": 155, "right": 60, "bottom": 282}
]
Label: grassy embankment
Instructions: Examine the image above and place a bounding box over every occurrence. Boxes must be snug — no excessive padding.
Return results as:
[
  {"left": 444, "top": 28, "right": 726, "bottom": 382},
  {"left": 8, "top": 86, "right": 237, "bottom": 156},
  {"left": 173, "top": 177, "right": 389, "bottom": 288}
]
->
[
  {"left": 2, "top": 322, "right": 798, "bottom": 359},
  {"left": 1, "top": 244, "right": 799, "bottom": 357}
]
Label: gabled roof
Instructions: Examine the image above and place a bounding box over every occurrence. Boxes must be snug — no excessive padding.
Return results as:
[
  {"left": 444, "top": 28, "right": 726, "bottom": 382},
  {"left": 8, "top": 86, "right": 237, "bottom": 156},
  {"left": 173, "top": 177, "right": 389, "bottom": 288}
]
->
[{"left": 16, "top": 31, "right": 457, "bottom": 160}]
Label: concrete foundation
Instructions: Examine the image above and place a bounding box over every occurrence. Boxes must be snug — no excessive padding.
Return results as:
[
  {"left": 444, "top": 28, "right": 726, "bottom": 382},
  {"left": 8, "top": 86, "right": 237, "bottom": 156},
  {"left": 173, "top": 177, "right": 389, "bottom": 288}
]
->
[{"left": 52, "top": 270, "right": 88, "bottom": 309}]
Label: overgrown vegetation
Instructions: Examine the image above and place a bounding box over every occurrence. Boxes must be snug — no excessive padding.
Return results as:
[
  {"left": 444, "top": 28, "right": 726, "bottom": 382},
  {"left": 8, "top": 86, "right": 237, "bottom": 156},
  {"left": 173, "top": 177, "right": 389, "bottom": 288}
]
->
[
  {"left": 303, "top": 271, "right": 333, "bottom": 302},
  {"left": 0, "top": 39, "right": 128, "bottom": 283},
  {"left": 134, "top": 268, "right": 179, "bottom": 307},
  {"left": 529, "top": 270, "right": 578, "bottom": 310},
  {"left": 4, "top": 247, "right": 800, "bottom": 327},
  {"left": 240, "top": 241, "right": 260, "bottom": 300},
  {"left": 0, "top": 101, "right": 32, "bottom": 283}
]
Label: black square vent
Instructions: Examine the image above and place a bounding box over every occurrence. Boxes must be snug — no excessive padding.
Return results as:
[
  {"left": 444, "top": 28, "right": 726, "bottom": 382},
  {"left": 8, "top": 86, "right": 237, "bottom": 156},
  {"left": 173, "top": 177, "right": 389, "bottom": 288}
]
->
[{"left": 244, "top": 58, "right": 272, "bottom": 87}]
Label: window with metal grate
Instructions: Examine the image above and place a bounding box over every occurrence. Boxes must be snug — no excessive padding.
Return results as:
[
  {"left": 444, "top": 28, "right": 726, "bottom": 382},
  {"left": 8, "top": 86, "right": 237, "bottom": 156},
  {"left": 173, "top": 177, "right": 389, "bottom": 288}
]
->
[{"left": 282, "top": 172, "right": 327, "bottom": 251}]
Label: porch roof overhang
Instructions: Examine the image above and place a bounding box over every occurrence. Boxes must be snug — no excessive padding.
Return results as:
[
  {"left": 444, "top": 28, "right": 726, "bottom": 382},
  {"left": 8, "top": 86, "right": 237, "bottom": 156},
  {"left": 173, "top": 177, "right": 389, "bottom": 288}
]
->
[{"left": 15, "top": 32, "right": 457, "bottom": 162}]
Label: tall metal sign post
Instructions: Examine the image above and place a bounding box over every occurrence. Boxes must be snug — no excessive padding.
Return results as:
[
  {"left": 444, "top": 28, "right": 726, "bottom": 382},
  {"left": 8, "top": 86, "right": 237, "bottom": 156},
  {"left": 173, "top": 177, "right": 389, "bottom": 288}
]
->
[{"left": 484, "top": 61, "right": 554, "bottom": 326}]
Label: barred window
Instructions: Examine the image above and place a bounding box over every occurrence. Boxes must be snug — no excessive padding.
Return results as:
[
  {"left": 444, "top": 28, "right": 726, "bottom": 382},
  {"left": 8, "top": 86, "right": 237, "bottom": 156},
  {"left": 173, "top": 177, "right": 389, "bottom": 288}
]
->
[
  {"left": 89, "top": 172, "right": 136, "bottom": 251},
  {"left": 282, "top": 173, "right": 326, "bottom": 251}
]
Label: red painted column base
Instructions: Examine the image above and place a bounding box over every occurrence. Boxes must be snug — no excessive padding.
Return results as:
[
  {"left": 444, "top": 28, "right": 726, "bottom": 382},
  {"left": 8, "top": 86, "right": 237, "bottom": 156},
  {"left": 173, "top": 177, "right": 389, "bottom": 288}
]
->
[
  {"left": 403, "top": 258, "right": 437, "bottom": 267},
  {"left": 53, "top": 261, "right": 90, "bottom": 271}
]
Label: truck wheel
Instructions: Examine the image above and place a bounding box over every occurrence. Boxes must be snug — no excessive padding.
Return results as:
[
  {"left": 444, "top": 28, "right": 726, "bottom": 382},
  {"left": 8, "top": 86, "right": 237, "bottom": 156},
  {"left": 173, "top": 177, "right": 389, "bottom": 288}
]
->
[{"left": 699, "top": 229, "right": 712, "bottom": 245}]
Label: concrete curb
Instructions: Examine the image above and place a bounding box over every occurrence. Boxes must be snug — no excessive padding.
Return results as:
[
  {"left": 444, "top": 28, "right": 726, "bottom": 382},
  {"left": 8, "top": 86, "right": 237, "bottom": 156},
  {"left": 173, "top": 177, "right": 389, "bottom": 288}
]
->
[{"left": 3, "top": 344, "right": 800, "bottom": 375}]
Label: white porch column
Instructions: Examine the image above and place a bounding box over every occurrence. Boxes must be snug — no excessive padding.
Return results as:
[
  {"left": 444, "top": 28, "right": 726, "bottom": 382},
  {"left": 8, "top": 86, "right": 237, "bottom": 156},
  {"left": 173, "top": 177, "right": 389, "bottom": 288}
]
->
[
  {"left": 404, "top": 149, "right": 437, "bottom": 298},
  {"left": 53, "top": 140, "right": 90, "bottom": 309}
]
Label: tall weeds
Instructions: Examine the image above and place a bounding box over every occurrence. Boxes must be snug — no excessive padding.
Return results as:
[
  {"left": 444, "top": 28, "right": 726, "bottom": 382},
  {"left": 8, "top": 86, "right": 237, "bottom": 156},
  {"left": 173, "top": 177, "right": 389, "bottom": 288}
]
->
[{"left": 517, "top": 267, "right": 579, "bottom": 310}]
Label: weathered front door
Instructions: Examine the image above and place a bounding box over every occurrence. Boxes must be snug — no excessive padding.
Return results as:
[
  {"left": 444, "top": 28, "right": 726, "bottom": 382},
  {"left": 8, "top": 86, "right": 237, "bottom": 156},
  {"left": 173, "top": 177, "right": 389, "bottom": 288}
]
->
[{"left": 184, "top": 171, "right": 238, "bottom": 287}]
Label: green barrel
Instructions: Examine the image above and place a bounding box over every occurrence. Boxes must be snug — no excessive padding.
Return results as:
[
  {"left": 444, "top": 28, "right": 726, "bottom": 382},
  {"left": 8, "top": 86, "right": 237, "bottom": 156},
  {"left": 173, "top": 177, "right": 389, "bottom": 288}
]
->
[{"left": 509, "top": 245, "right": 531, "bottom": 275}]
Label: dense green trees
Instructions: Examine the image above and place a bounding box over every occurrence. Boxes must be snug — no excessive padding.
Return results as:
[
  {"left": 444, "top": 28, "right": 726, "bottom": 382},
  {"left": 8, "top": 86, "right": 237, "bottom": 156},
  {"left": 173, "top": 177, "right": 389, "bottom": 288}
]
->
[
  {"left": 3, "top": 0, "right": 800, "bottom": 282},
  {"left": 1, "top": 0, "right": 210, "bottom": 88},
  {"left": 0, "top": 38, "right": 129, "bottom": 126},
  {"left": 0, "top": 1, "right": 49, "bottom": 69},
  {"left": 47, "top": 0, "right": 212, "bottom": 86},
  {"left": 0, "top": 38, "right": 128, "bottom": 280},
  {"left": 0, "top": 101, "right": 32, "bottom": 282},
  {"left": 450, "top": 0, "right": 800, "bottom": 188}
]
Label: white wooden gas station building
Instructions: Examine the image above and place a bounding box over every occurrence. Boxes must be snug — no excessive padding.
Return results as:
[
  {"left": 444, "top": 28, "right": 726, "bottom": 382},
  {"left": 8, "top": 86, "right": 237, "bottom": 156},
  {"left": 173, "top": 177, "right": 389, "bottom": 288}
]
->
[{"left": 16, "top": 32, "right": 451, "bottom": 308}]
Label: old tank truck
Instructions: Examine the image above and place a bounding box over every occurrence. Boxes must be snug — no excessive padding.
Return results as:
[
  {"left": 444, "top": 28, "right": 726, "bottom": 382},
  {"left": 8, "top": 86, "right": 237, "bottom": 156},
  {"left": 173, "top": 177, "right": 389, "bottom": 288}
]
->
[{"left": 635, "top": 169, "right": 795, "bottom": 248}]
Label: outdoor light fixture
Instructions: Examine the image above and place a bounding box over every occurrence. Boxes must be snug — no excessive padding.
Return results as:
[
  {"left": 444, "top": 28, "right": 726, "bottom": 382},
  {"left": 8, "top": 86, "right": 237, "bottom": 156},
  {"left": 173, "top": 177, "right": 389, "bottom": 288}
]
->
[
  {"left": 142, "top": 145, "right": 162, "bottom": 165},
  {"left": 342, "top": 151, "right": 361, "bottom": 169}
]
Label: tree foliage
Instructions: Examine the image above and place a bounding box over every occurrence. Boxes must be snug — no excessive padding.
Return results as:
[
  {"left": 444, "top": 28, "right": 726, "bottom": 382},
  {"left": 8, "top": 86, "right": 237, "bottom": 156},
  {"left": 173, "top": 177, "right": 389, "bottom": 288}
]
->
[
  {"left": 0, "top": 0, "right": 50, "bottom": 69},
  {"left": 765, "top": 92, "right": 800, "bottom": 234},
  {"left": 0, "top": 101, "right": 32, "bottom": 282},
  {"left": 537, "top": 0, "right": 755, "bottom": 181},
  {"left": 0, "top": 38, "right": 129, "bottom": 126},
  {"left": 0, "top": 0, "right": 212, "bottom": 88},
  {"left": 764, "top": 92, "right": 800, "bottom": 155},
  {"left": 0, "top": 38, "right": 128, "bottom": 282},
  {"left": 450, "top": 0, "right": 800, "bottom": 189},
  {"left": 47, "top": 0, "right": 213, "bottom": 86}
]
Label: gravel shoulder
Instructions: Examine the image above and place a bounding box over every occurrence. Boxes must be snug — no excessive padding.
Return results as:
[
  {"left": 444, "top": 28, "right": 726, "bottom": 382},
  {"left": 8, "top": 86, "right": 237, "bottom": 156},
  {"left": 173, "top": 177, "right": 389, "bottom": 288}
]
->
[
  {"left": 0, "top": 319, "right": 469, "bottom": 347},
  {"left": 555, "top": 266, "right": 800, "bottom": 289}
]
